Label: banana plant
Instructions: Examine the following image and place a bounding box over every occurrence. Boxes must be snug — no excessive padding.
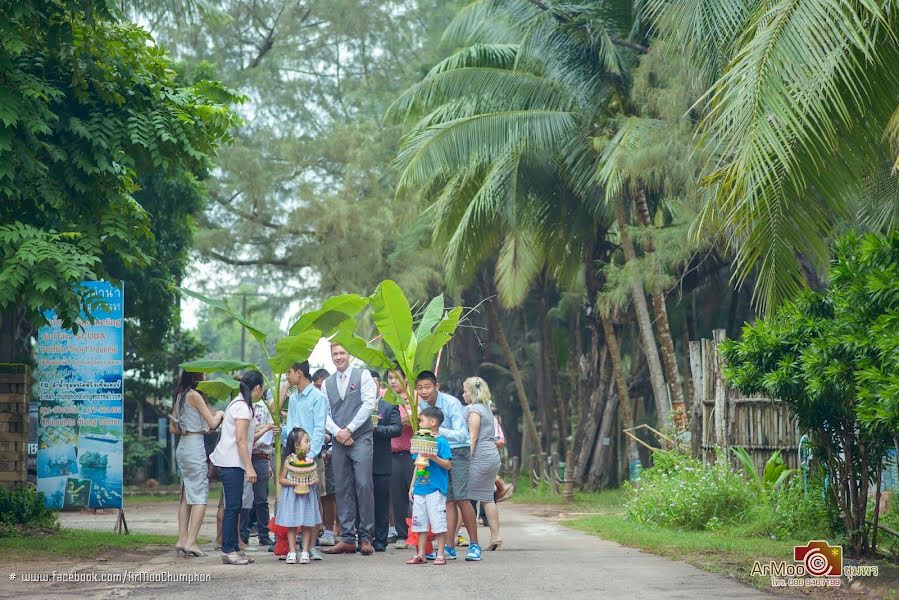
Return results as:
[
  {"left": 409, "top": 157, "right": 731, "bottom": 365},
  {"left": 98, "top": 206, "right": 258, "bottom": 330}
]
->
[
  {"left": 332, "top": 279, "right": 462, "bottom": 432},
  {"left": 733, "top": 447, "right": 799, "bottom": 499},
  {"left": 178, "top": 288, "right": 367, "bottom": 474}
]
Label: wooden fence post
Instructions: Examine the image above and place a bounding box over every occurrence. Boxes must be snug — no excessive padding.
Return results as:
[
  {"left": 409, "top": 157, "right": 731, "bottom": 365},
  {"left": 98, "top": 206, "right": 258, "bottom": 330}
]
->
[
  {"left": 550, "top": 451, "right": 560, "bottom": 494},
  {"left": 563, "top": 448, "right": 575, "bottom": 502},
  {"left": 712, "top": 329, "right": 729, "bottom": 459},
  {"left": 688, "top": 340, "right": 703, "bottom": 458},
  {"left": 528, "top": 454, "right": 537, "bottom": 490}
]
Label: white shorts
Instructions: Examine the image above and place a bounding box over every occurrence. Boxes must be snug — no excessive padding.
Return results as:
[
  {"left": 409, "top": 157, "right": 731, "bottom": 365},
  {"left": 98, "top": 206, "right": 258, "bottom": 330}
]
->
[{"left": 411, "top": 491, "right": 447, "bottom": 534}]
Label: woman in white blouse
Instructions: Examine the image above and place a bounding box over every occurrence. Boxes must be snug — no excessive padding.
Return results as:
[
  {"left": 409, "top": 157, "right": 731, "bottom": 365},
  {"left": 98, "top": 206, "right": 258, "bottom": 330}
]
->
[{"left": 210, "top": 370, "right": 263, "bottom": 565}]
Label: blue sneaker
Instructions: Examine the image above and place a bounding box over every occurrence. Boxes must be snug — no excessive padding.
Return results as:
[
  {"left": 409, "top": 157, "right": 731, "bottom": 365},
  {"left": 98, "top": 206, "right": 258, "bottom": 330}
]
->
[
  {"left": 465, "top": 543, "right": 482, "bottom": 561},
  {"left": 425, "top": 545, "right": 457, "bottom": 560}
]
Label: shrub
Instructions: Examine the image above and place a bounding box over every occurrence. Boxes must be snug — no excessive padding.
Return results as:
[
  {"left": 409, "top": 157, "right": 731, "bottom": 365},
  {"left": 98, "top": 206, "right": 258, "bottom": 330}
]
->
[
  {"left": 0, "top": 486, "right": 59, "bottom": 536},
  {"left": 624, "top": 450, "right": 755, "bottom": 530},
  {"left": 123, "top": 431, "right": 163, "bottom": 484},
  {"left": 737, "top": 478, "right": 834, "bottom": 541}
]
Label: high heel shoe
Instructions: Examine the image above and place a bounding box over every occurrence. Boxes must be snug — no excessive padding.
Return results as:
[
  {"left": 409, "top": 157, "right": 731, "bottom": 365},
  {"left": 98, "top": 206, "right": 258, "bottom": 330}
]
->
[
  {"left": 183, "top": 546, "right": 207, "bottom": 557},
  {"left": 175, "top": 545, "right": 187, "bottom": 557},
  {"left": 486, "top": 540, "right": 503, "bottom": 551}
]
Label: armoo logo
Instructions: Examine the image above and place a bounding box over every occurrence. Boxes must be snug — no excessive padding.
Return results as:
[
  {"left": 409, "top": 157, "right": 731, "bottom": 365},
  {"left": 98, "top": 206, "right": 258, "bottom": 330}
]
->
[{"left": 794, "top": 541, "right": 842, "bottom": 577}]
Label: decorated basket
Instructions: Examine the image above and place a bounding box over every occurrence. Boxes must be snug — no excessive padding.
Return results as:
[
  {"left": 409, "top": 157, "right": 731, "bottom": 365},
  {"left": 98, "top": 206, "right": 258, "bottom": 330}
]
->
[
  {"left": 286, "top": 455, "right": 318, "bottom": 495},
  {"left": 411, "top": 428, "right": 437, "bottom": 469}
]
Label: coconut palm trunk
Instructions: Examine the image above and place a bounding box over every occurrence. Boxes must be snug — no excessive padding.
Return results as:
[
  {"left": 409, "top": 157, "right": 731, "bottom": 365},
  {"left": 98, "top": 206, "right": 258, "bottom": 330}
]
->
[
  {"left": 600, "top": 312, "right": 640, "bottom": 481},
  {"left": 632, "top": 187, "right": 687, "bottom": 428},
  {"left": 614, "top": 201, "right": 670, "bottom": 424},
  {"left": 484, "top": 294, "right": 544, "bottom": 457}
]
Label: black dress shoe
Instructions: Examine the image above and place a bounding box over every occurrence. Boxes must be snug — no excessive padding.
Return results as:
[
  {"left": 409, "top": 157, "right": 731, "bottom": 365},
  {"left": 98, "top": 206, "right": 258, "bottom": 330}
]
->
[{"left": 373, "top": 544, "right": 387, "bottom": 552}]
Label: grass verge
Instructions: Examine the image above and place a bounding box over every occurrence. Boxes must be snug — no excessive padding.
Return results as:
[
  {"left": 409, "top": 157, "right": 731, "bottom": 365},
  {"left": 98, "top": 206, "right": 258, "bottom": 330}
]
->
[{"left": 0, "top": 529, "right": 176, "bottom": 561}]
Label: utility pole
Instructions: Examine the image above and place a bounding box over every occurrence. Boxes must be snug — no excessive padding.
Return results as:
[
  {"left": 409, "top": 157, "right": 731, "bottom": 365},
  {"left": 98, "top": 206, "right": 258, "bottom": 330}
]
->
[{"left": 240, "top": 293, "right": 247, "bottom": 362}]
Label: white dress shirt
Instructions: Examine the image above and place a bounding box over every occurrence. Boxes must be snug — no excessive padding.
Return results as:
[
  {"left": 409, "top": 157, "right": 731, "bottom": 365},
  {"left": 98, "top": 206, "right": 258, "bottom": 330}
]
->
[{"left": 325, "top": 367, "right": 378, "bottom": 435}]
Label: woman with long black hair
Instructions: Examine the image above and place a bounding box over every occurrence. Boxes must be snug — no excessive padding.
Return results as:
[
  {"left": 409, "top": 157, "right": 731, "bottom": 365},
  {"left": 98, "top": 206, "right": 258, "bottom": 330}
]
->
[
  {"left": 173, "top": 370, "right": 223, "bottom": 557},
  {"left": 210, "top": 370, "right": 262, "bottom": 565}
]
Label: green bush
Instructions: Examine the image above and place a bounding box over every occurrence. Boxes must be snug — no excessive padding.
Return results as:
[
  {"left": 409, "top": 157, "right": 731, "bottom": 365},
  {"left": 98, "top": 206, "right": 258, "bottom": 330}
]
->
[
  {"left": 737, "top": 478, "right": 833, "bottom": 541},
  {"left": 123, "top": 431, "right": 163, "bottom": 483},
  {"left": 0, "top": 486, "right": 59, "bottom": 536},
  {"left": 624, "top": 450, "right": 755, "bottom": 530}
]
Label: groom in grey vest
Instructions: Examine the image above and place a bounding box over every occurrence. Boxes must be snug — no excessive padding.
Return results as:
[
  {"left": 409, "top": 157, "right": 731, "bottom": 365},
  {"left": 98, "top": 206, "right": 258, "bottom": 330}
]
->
[{"left": 321, "top": 343, "right": 377, "bottom": 555}]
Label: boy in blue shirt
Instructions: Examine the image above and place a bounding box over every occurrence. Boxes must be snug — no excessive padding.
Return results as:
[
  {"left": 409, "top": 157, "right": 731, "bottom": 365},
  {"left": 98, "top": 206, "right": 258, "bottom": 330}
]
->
[{"left": 406, "top": 407, "right": 452, "bottom": 565}]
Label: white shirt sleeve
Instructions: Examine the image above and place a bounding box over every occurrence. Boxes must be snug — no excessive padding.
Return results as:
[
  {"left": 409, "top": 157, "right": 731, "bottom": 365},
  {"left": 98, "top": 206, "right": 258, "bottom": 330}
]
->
[
  {"left": 346, "top": 369, "right": 377, "bottom": 433},
  {"left": 326, "top": 414, "right": 339, "bottom": 435}
]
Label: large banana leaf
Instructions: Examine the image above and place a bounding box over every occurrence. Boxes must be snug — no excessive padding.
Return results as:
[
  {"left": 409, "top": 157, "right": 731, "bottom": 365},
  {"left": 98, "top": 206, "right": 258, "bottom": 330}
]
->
[
  {"left": 268, "top": 330, "right": 322, "bottom": 375},
  {"left": 197, "top": 378, "right": 240, "bottom": 402},
  {"left": 413, "top": 306, "right": 463, "bottom": 377},
  {"left": 416, "top": 294, "right": 445, "bottom": 341},
  {"left": 181, "top": 287, "right": 268, "bottom": 348},
  {"left": 288, "top": 293, "right": 368, "bottom": 336},
  {"left": 370, "top": 280, "right": 414, "bottom": 359},
  {"left": 180, "top": 359, "right": 259, "bottom": 373},
  {"left": 331, "top": 320, "right": 394, "bottom": 370}
]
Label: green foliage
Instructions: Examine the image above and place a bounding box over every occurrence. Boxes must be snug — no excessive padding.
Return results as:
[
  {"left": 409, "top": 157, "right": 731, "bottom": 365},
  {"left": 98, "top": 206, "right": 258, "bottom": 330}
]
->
[
  {"left": 737, "top": 478, "right": 834, "bottom": 542},
  {"left": 648, "top": 0, "right": 899, "bottom": 312},
  {"left": 624, "top": 450, "right": 756, "bottom": 530},
  {"left": 332, "top": 280, "right": 462, "bottom": 430},
  {"left": 123, "top": 431, "right": 163, "bottom": 484},
  {"left": 0, "top": 486, "right": 59, "bottom": 536},
  {"left": 195, "top": 378, "right": 240, "bottom": 402},
  {"left": 731, "top": 447, "right": 797, "bottom": 496},
  {"left": 0, "top": 0, "right": 241, "bottom": 331},
  {"left": 721, "top": 231, "right": 899, "bottom": 555}
]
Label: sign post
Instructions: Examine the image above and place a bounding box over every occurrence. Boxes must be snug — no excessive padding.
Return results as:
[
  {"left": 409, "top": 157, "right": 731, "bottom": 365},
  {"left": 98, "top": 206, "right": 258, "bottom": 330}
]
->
[{"left": 36, "top": 282, "right": 124, "bottom": 515}]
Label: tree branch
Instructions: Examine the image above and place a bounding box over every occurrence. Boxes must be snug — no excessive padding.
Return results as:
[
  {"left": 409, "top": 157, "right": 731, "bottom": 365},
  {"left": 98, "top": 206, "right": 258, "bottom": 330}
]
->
[{"left": 204, "top": 249, "right": 292, "bottom": 267}]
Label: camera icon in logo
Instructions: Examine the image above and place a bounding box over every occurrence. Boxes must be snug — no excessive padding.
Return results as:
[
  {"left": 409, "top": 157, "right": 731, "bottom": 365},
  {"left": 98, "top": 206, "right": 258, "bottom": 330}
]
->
[{"left": 794, "top": 540, "right": 842, "bottom": 577}]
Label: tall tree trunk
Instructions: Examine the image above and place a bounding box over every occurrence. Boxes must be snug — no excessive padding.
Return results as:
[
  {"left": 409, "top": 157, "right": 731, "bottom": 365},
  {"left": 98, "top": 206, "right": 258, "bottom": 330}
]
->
[
  {"left": 541, "top": 278, "right": 568, "bottom": 456},
  {"left": 0, "top": 306, "right": 17, "bottom": 364},
  {"left": 586, "top": 382, "right": 618, "bottom": 489},
  {"left": 574, "top": 345, "right": 609, "bottom": 483},
  {"left": 632, "top": 188, "right": 685, "bottom": 428},
  {"left": 600, "top": 313, "right": 639, "bottom": 481},
  {"left": 614, "top": 200, "right": 670, "bottom": 425},
  {"left": 483, "top": 296, "right": 544, "bottom": 457}
]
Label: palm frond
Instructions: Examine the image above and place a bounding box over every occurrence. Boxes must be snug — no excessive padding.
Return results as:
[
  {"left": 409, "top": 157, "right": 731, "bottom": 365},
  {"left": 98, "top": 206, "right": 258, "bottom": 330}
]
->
[
  {"left": 386, "top": 67, "right": 577, "bottom": 124},
  {"left": 394, "top": 110, "right": 581, "bottom": 193},
  {"left": 645, "top": 0, "right": 759, "bottom": 80},
  {"left": 443, "top": 151, "right": 523, "bottom": 288},
  {"left": 697, "top": 0, "right": 896, "bottom": 312},
  {"left": 495, "top": 226, "right": 545, "bottom": 308},
  {"left": 442, "top": 0, "right": 541, "bottom": 46},
  {"left": 427, "top": 43, "right": 519, "bottom": 76}
]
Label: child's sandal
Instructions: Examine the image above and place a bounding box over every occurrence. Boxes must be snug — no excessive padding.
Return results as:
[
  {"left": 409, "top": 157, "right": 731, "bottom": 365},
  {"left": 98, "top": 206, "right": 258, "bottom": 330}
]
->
[{"left": 406, "top": 555, "right": 426, "bottom": 565}]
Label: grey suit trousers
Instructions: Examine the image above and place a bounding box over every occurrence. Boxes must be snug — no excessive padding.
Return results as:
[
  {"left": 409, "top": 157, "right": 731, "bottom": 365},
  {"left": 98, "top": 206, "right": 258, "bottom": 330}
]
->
[{"left": 331, "top": 432, "right": 374, "bottom": 543}]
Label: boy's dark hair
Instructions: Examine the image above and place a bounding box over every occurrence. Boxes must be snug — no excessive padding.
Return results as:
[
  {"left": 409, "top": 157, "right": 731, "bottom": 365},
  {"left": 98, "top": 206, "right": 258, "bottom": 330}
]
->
[
  {"left": 415, "top": 370, "right": 438, "bottom": 385},
  {"left": 291, "top": 361, "right": 311, "bottom": 379},
  {"left": 312, "top": 368, "right": 330, "bottom": 382},
  {"left": 285, "top": 427, "right": 310, "bottom": 454},
  {"left": 420, "top": 406, "right": 444, "bottom": 427}
]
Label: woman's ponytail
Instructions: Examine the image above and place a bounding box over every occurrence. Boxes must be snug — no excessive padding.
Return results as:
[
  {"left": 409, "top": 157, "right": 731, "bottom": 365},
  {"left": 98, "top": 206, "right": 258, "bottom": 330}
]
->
[{"left": 238, "top": 370, "right": 263, "bottom": 416}]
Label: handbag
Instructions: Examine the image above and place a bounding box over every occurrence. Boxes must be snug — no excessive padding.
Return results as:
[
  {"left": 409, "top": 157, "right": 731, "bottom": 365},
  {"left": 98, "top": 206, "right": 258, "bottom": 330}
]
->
[{"left": 204, "top": 427, "right": 221, "bottom": 481}]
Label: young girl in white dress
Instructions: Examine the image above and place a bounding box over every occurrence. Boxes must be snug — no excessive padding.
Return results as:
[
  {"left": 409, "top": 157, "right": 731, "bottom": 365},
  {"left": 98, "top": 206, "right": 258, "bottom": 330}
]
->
[{"left": 276, "top": 427, "right": 322, "bottom": 564}]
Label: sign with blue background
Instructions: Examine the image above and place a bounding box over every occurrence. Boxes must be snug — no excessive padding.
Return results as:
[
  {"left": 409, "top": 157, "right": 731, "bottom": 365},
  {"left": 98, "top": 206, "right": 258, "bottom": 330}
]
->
[{"left": 36, "top": 281, "right": 124, "bottom": 510}]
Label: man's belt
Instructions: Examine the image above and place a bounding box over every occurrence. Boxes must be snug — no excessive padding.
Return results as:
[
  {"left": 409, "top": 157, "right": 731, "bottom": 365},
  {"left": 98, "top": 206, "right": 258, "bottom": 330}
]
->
[{"left": 252, "top": 452, "right": 271, "bottom": 460}]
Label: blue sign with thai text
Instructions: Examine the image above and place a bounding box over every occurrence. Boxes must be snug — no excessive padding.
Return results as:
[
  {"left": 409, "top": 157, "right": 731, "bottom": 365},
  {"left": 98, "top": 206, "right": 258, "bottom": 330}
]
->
[{"left": 36, "top": 281, "right": 124, "bottom": 510}]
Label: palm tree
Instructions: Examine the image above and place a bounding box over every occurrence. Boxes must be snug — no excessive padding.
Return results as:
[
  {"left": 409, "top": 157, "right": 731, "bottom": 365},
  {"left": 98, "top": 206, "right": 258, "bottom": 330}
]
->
[
  {"left": 388, "top": 0, "right": 677, "bottom": 433},
  {"left": 647, "top": 0, "right": 899, "bottom": 312}
]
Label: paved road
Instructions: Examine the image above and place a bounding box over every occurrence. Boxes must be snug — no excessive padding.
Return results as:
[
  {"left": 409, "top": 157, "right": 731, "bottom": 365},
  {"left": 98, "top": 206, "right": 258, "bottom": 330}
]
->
[{"left": 0, "top": 502, "right": 769, "bottom": 600}]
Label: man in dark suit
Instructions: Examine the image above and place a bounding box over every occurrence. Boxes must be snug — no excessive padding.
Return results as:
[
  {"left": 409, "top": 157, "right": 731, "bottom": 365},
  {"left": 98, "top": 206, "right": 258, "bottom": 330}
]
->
[{"left": 372, "top": 395, "right": 401, "bottom": 551}]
